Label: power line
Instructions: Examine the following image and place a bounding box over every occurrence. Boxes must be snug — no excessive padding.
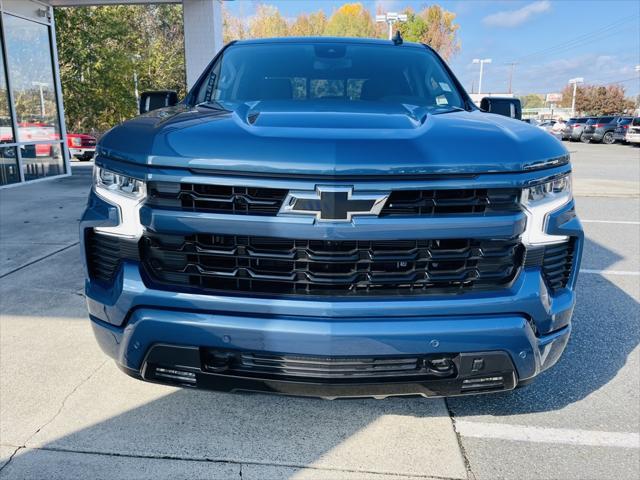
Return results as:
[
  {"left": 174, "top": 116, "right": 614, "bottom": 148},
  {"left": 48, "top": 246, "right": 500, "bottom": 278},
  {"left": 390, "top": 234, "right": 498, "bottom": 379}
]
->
[{"left": 509, "top": 14, "right": 639, "bottom": 63}]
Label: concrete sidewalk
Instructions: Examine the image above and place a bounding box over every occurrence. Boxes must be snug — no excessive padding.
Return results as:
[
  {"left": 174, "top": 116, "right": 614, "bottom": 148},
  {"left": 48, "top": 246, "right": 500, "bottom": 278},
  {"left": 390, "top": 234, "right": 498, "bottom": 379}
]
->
[{"left": 0, "top": 164, "right": 468, "bottom": 479}]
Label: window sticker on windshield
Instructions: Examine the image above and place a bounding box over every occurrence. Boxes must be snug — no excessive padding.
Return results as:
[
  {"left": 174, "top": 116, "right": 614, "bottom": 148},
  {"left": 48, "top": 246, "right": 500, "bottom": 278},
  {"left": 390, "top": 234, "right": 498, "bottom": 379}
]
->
[
  {"left": 436, "top": 95, "right": 449, "bottom": 105},
  {"left": 439, "top": 82, "right": 452, "bottom": 92}
]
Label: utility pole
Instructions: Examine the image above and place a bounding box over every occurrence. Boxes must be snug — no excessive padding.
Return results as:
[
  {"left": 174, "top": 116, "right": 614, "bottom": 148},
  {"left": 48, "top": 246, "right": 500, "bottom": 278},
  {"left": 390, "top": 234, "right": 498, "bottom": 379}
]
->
[
  {"left": 568, "top": 77, "right": 584, "bottom": 117},
  {"left": 375, "top": 12, "right": 408, "bottom": 40},
  {"left": 472, "top": 58, "right": 492, "bottom": 95},
  {"left": 505, "top": 62, "right": 518, "bottom": 94}
]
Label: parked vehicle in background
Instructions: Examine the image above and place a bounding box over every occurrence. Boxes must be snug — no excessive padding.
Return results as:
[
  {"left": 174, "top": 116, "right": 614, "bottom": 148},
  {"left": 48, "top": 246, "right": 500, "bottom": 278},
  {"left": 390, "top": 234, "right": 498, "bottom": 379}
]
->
[
  {"left": 626, "top": 117, "right": 640, "bottom": 145},
  {"left": 537, "top": 120, "right": 556, "bottom": 132},
  {"left": 67, "top": 133, "right": 97, "bottom": 161},
  {"left": 581, "top": 116, "right": 630, "bottom": 144},
  {"left": 567, "top": 117, "right": 592, "bottom": 141},
  {"left": 613, "top": 117, "right": 633, "bottom": 143},
  {"left": 562, "top": 118, "right": 578, "bottom": 140}
]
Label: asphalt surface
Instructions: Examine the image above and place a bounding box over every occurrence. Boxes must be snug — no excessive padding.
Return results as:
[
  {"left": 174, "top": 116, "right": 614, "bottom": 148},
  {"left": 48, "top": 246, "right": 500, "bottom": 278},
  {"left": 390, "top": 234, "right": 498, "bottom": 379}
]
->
[{"left": 0, "top": 141, "right": 639, "bottom": 479}]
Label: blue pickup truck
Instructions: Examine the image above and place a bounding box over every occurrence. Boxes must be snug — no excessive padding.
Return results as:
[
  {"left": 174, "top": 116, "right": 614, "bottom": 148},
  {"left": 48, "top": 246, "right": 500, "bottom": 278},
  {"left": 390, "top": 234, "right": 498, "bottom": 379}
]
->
[{"left": 81, "top": 37, "right": 583, "bottom": 398}]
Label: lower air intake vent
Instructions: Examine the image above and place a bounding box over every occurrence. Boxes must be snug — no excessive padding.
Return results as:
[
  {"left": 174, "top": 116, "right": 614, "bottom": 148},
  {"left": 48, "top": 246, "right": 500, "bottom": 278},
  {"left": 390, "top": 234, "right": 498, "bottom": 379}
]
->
[
  {"left": 541, "top": 239, "right": 575, "bottom": 291},
  {"left": 86, "top": 231, "right": 139, "bottom": 283}
]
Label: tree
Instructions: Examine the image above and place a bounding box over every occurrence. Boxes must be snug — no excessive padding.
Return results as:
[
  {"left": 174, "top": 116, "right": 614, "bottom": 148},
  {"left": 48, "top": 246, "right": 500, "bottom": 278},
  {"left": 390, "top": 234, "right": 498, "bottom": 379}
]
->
[
  {"left": 559, "top": 83, "right": 634, "bottom": 115},
  {"left": 520, "top": 94, "right": 545, "bottom": 109},
  {"left": 289, "top": 11, "right": 327, "bottom": 37},
  {"left": 248, "top": 4, "right": 289, "bottom": 39},
  {"left": 324, "top": 3, "right": 375, "bottom": 38},
  {"left": 56, "top": 5, "right": 186, "bottom": 134},
  {"left": 396, "top": 6, "right": 460, "bottom": 60},
  {"left": 223, "top": 7, "right": 246, "bottom": 43}
]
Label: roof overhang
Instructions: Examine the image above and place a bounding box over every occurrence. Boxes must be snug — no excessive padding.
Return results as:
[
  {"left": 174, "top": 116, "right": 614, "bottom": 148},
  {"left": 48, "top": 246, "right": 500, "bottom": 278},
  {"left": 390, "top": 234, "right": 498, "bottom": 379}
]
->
[{"left": 48, "top": 0, "right": 180, "bottom": 6}]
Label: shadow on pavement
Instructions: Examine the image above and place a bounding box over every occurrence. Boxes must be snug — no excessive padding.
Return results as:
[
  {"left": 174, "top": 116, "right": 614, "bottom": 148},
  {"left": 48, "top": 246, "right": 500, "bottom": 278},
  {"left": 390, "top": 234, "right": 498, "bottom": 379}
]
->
[{"left": 448, "top": 237, "right": 639, "bottom": 416}]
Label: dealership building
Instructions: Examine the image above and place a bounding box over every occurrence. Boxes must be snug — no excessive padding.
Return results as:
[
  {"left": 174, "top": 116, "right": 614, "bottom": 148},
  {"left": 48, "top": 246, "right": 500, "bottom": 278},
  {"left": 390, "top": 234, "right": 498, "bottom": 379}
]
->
[{"left": 0, "top": 0, "right": 222, "bottom": 187}]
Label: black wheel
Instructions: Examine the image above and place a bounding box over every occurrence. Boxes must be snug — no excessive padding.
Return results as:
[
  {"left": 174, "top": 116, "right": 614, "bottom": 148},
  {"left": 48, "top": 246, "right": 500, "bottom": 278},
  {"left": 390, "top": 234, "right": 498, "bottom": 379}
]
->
[
  {"left": 580, "top": 134, "right": 590, "bottom": 143},
  {"left": 602, "top": 132, "right": 615, "bottom": 144}
]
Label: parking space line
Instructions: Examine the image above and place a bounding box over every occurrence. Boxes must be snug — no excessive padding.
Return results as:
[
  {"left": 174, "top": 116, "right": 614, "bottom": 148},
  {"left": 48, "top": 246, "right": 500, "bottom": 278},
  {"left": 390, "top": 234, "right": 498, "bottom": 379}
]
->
[
  {"left": 580, "top": 269, "right": 640, "bottom": 276},
  {"left": 582, "top": 220, "right": 640, "bottom": 225},
  {"left": 455, "top": 421, "right": 640, "bottom": 449}
]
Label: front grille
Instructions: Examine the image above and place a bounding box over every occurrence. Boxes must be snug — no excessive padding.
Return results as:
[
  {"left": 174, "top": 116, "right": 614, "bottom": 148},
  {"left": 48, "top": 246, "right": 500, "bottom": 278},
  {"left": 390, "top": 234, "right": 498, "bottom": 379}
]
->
[
  {"left": 541, "top": 240, "right": 575, "bottom": 291},
  {"left": 85, "top": 231, "right": 139, "bottom": 283},
  {"left": 380, "top": 188, "right": 521, "bottom": 216},
  {"left": 201, "top": 350, "right": 457, "bottom": 383},
  {"left": 146, "top": 182, "right": 521, "bottom": 217},
  {"left": 141, "top": 233, "right": 522, "bottom": 296},
  {"left": 146, "top": 182, "right": 287, "bottom": 215}
]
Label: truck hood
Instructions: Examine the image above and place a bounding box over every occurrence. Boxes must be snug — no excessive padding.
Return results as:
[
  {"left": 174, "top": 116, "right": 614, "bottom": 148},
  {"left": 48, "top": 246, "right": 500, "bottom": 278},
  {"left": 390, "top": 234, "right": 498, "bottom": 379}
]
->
[{"left": 98, "top": 101, "right": 568, "bottom": 176}]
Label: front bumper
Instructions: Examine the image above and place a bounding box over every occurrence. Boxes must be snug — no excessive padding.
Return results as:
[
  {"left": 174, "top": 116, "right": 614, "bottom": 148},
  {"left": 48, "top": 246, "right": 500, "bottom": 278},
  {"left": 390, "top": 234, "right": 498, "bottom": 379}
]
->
[
  {"left": 81, "top": 166, "right": 583, "bottom": 398},
  {"left": 70, "top": 147, "right": 96, "bottom": 159}
]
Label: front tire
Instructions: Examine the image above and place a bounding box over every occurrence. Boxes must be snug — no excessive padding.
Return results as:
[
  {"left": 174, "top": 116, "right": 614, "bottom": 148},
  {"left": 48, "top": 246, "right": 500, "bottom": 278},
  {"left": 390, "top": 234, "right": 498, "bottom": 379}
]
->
[{"left": 602, "top": 132, "right": 615, "bottom": 144}]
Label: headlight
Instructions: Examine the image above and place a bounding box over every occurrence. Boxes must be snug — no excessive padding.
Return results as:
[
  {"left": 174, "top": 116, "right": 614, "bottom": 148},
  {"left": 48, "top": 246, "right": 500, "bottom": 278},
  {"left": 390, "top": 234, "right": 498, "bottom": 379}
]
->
[
  {"left": 94, "top": 166, "right": 146, "bottom": 200},
  {"left": 521, "top": 173, "right": 572, "bottom": 245},
  {"left": 93, "top": 166, "right": 146, "bottom": 238},
  {"left": 70, "top": 137, "right": 82, "bottom": 147}
]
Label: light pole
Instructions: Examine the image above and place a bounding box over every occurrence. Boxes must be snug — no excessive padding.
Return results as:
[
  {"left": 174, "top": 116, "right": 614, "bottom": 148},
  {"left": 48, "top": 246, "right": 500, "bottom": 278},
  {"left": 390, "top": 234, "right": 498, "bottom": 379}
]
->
[
  {"left": 375, "top": 12, "right": 408, "bottom": 40},
  {"left": 31, "top": 81, "right": 48, "bottom": 118},
  {"left": 131, "top": 54, "right": 141, "bottom": 109},
  {"left": 568, "top": 77, "right": 584, "bottom": 117},
  {"left": 472, "top": 58, "right": 492, "bottom": 95}
]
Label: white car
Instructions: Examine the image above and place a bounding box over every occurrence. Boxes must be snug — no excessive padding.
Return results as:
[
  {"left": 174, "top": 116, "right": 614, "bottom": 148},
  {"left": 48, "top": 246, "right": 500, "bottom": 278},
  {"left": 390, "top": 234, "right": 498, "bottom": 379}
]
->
[{"left": 625, "top": 117, "right": 640, "bottom": 145}]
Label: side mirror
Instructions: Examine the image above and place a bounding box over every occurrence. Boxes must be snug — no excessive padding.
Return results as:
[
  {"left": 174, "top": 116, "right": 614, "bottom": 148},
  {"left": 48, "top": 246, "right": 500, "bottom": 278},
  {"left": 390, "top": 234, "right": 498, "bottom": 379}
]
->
[
  {"left": 480, "top": 97, "right": 522, "bottom": 120},
  {"left": 139, "top": 90, "right": 178, "bottom": 114}
]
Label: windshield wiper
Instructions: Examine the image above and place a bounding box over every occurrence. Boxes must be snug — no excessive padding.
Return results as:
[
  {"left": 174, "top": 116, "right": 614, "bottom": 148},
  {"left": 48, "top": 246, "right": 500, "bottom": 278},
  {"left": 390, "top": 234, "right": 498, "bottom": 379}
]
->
[
  {"left": 431, "top": 106, "right": 467, "bottom": 115},
  {"left": 195, "top": 100, "right": 228, "bottom": 111}
]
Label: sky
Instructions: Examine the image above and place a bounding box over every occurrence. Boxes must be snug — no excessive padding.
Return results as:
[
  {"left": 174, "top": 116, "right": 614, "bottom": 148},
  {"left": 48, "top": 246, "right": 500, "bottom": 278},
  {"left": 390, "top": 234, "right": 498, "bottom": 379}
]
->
[{"left": 225, "top": 0, "right": 640, "bottom": 97}]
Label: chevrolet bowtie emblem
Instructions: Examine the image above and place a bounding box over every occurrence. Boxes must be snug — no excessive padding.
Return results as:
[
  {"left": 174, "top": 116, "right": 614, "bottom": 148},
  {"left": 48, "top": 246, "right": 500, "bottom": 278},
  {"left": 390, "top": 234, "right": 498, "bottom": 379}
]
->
[{"left": 280, "top": 186, "right": 389, "bottom": 222}]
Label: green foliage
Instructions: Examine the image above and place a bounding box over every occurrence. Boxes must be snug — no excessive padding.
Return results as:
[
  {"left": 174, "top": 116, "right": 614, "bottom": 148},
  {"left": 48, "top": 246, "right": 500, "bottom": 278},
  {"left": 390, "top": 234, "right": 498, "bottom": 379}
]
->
[
  {"left": 55, "top": 5, "right": 185, "bottom": 134},
  {"left": 324, "top": 3, "right": 375, "bottom": 38},
  {"left": 289, "top": 11, "right": 327, "bottom": 37},
  {"left": 249, "top": 4, "right": 289, "bottom": 38},
  {"left": 396, "top": 6, "right": 460, "bottom": 60},
  {"left": 520, "top": 94, "right": 545, "bottom": 109},
  {"left": 559, "top": 83, "right": 635, "bottom": 115}
]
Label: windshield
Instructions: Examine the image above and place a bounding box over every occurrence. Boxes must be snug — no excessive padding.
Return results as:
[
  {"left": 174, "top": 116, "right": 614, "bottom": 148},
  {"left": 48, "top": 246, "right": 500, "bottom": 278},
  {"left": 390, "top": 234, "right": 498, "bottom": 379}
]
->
[{"left": 194, "top": 42, "right": 465, "bottom": 110}]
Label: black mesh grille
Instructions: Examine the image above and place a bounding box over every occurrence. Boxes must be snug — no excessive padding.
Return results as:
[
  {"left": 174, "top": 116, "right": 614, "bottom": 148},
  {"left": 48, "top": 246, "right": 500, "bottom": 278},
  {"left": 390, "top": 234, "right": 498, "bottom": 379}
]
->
[
  {"left": 146, "top": 182, "right": 287, "bottom": 215},
  {"left": 380, "top": 188, "right": 521, "bottom": 216},
  {"left": 141, "top": 233, "right": 523, "bottom": 296},
  {"left": 146, "top": 182, "right": 521, "bottom": 217},
  {"left": 86, "top": 231, "right": 139, "bottom": 283},
  {"left": 542, "top": 240, "right": 575, "bottom": 291},
  {"left": 201, "top": 350, "right": 457, "bottom": 383}
]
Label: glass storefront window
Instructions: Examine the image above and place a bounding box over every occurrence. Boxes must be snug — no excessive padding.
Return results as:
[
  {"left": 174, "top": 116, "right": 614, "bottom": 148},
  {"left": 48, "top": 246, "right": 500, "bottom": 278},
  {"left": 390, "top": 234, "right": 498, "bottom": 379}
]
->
[
  {"left": 21, "top": 143, "right": 64, "bottom": 181},
  {"left": 3, "top": 13, "right": 61, "bottom": 143},
  {"left": 0, "top": 40, "right": 13, "bottom": 144},
  {"left": 0, "top": 146, "right": 20, "bottom": 185}
]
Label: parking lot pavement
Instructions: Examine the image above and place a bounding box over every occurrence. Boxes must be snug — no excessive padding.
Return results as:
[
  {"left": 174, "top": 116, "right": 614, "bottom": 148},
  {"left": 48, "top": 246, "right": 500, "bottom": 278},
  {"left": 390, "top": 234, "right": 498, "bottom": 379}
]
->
[{"left": 1, "top": 143, "right": 639, "bottom": 479}]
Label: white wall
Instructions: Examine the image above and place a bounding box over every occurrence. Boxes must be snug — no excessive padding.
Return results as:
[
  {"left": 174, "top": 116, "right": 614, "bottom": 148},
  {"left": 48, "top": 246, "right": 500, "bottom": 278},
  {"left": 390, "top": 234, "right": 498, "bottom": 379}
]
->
[{"left": 182, "top": 0, "right": 223, "bottom": 90}]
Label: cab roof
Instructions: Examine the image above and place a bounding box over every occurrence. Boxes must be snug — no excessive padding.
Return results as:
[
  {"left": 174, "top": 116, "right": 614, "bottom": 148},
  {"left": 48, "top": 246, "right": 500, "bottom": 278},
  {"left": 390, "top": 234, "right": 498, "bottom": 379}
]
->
[{"left": 232, "top": 36, "right": 426, "bottom": 49}]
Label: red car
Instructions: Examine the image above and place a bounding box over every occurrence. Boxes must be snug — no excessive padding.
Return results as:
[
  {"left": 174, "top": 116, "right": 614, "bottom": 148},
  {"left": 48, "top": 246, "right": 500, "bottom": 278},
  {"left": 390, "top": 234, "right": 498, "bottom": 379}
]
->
[{"left": 67, "top": 133, "right": 97, "bottom": 161}]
